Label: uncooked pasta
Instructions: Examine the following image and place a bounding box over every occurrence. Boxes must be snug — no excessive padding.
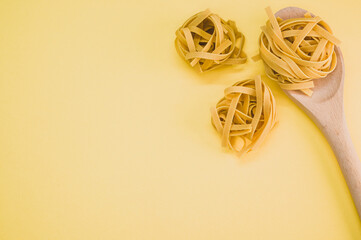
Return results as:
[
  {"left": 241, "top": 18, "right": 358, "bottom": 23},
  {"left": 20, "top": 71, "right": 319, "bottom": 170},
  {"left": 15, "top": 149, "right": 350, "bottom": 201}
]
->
[
  {"left": 211, "top": 76, "right": 277, "bottom": 156},
  {"left": 175, "top": 9, "right": 247, "bottom": 72},
  {"left": 259, "top": 7, "right": 341, "bottom": 96}
]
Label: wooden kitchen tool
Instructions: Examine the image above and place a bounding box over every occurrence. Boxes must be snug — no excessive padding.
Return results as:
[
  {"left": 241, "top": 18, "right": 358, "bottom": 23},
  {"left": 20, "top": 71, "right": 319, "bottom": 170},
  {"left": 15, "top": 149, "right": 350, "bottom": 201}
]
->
[{"left": 275, "top": 7, "right": 361, "bottom": 219}]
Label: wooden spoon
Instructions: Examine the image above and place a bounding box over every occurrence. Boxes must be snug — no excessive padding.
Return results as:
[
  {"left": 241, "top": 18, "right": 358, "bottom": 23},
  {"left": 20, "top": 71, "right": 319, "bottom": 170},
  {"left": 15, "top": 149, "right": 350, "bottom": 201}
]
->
[{"left": 275, "top": 7, "right": 361, "bottom": 219}]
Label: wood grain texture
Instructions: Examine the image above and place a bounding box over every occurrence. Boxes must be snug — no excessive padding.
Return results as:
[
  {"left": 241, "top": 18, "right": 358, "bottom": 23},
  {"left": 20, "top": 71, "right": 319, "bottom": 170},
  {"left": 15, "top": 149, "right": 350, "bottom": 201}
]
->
[{"left": 275, "top": 7, "right": 361, "bottom": 220}]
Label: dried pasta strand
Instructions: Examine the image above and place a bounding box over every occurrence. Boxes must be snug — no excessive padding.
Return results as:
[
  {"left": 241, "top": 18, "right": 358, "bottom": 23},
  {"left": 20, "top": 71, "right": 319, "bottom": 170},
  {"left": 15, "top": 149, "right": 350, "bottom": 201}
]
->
[
  {"left": 175, "top": 9, "right": 247, "bottom": 72},
  {"left": 258, "top": 7, "right": 341, "bottom": 96},
  {"left": 211, "top": 76, "right": 277, "bottom": 157}
]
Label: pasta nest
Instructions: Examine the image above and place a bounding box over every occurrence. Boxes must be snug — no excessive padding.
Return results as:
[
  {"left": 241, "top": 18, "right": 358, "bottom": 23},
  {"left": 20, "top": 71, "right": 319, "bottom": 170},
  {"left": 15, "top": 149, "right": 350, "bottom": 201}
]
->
[
  {"left": 175, "top": 9, "right": 247, "bottom": 72},
  {"left": 259, "top": 7, "right": 341, "bottom": 96},
  {"left": 211, "top": 76, "right": 277, "bottom": 157}
]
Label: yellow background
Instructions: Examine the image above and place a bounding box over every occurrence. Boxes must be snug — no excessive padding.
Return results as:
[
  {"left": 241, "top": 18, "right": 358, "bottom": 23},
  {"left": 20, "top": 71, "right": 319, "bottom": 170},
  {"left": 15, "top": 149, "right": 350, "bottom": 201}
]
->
[{"left": 0, "top": 0, "right": 360, "bottom": 239}]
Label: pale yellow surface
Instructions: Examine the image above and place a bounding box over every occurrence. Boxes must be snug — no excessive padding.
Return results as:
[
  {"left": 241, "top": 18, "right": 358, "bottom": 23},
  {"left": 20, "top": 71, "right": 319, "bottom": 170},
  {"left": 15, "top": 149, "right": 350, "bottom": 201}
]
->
[{"left": 0, "top": 0, "right": 360, "bottom": 239}]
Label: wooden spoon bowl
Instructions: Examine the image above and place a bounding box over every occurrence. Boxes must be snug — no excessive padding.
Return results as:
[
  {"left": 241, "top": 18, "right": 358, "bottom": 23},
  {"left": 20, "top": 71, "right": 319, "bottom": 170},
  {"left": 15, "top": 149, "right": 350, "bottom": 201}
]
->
[{"left": 275, "top": 7, "right": 361, "bottom": 219}]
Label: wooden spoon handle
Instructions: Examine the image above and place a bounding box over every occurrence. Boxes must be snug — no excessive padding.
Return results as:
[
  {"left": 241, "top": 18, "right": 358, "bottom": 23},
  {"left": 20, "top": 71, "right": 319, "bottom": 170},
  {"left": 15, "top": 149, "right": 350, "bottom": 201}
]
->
[{"left": 321, "top": 116, "right": 361, "bottom": 218}]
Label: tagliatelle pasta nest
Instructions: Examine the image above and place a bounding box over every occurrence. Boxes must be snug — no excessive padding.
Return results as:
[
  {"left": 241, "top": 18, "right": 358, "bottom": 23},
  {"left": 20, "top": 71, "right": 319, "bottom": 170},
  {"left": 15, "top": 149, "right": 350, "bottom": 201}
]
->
[
  {"left": 211, "top": 76, "right": 277, "bottom": 157},
  {"left": 259, "top": 7, "right": 341, "bottom": 96},
  {"left": 175, "top": 9, "right": 247, "bottom": 72}
]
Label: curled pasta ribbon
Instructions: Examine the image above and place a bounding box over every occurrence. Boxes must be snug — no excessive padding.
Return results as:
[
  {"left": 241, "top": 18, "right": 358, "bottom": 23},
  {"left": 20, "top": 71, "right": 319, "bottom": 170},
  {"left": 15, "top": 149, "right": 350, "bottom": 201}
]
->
[
  {"left": 175, "top": 9, "right": 247, "bottom": 72},
  {"left": 211, "top": 76, "right": 277, "bottom": 157},
  {"left": 259, "top": 7, "right": 341, "bottom": 96}
]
